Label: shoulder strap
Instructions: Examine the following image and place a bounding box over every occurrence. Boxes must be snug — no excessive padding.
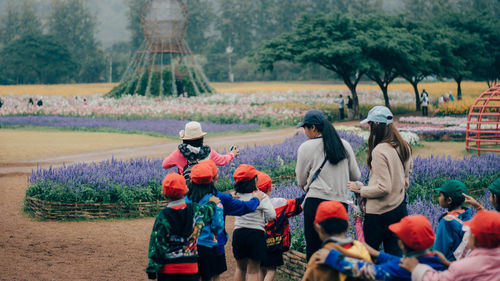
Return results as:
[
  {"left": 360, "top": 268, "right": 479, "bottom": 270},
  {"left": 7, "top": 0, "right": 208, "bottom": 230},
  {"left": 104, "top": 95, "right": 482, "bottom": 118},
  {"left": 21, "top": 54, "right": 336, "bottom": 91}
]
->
[{"left": 310, "top": 157, "right": 328, "bottom": 184}]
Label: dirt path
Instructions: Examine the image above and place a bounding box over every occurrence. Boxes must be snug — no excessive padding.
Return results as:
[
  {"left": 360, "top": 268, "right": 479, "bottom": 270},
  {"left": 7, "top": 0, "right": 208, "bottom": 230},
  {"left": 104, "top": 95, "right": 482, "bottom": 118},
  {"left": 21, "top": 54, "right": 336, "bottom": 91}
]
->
[{"left": 1, "top": 126, "right": 307, "bottom": 281}]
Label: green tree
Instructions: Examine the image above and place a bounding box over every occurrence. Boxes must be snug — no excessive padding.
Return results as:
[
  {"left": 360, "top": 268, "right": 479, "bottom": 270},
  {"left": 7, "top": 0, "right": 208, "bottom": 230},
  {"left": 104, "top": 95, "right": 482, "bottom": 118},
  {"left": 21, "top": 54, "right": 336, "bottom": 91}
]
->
[
  {"left": 398, "top": 19, "right": 440, "bottom": 110},
  {"left": 360, "top": 15, "right": 422, "bottom": 109},
  {"left": 0, "top": 0, "right": 41, "bottom": 46},
  {"left": 254, "top": 13, "right": 368, "bottom": 117},
  {"left": 126, "top": 0, "right": 148, "bottom": 52},
  {"left": 48, "top": 0, "right": 105, "bottom": 82},
  {"left": 185, "top": 0, "right": 215, "bottom": 53},
  {"left": 0, "top": 34, "right": 76, "bottom": 84},
  {"left": 433, "top": 12, "right": 490, "bottom": 99}
]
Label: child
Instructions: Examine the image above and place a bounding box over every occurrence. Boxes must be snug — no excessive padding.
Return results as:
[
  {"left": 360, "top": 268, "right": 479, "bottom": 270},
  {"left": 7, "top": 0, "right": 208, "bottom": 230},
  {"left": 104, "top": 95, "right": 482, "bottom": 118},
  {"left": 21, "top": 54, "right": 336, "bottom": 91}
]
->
[
  {"left": 400, "top": 210, "right": 500, "bottom": 281},
  {"left": 232, "top": 164, "right": 276, "bottom": 281},
  {"left": 257, "top": 171, "right": 305, "bottom": 281},
  {"left": 433, "top": 180, "right": 472, "bottom": 261},
  {"left": 463, "top": 177, "right": 500, "bottom": 212},
  {"left": 314, "top": 215, "right": 447, "bottom": 281},
  {"left": 197, "top": 160, "right": 265, "bottom": 281},
  {"left": 146, "top": 173, "right": 220, "bottom": 281},
  {"left": 185, "top": 161, "right": 225, "bottom": 281},
  {"left": 303, "top": 200, "right": 372, "bottom": 281}
]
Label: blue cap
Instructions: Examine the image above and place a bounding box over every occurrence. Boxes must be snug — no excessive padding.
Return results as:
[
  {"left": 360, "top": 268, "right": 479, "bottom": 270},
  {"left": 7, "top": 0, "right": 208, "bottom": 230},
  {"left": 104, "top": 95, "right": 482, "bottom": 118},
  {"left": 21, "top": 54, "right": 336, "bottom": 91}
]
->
[
  {"left": 296, "top": 109, "right": 326, "bottom": 128},
  {"left": 360, "top": 106, "right": 394, "bottom": 125}
]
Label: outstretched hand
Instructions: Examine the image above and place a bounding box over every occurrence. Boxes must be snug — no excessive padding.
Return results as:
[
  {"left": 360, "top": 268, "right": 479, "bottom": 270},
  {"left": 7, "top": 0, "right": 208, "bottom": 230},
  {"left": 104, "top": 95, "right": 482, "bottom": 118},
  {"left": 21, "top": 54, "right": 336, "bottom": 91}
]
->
[
  {"left": 231, "top": 147, "right": 240, "bottom": 157},
  {"left": 399, "top": 257, "right": 419, "bottom": 272},
  {"left": 463, "top": 193, "right": 483, "bottom": 211},
  {"left": 433, "top": 251, "right": 451, "bottom": 267},
  {"left": 362, "top": 242, "right": 380, "bottom": 258}
]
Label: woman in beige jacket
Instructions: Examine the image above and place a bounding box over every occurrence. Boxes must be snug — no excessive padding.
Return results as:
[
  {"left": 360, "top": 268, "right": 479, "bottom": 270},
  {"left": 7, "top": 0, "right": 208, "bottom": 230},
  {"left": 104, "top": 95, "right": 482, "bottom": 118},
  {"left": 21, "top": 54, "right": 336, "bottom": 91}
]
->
[{"left": 348, "top": 106, "right": 413, "bottom": 257}]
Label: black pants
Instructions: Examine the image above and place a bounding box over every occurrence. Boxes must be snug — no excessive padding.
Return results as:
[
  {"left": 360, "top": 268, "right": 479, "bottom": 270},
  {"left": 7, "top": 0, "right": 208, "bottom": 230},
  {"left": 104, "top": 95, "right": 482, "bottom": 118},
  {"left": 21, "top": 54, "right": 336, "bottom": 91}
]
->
[
  {"left": 304, "top": 197, "right": 348, "bottom": 261},
  {"left": 339, "top": 108, "right": 345, "bottom": 120},
  {"left": 422, "top": 106, "right": 428, "bottom": 116},
  {"left": 363, "top": 200, "right": 407, "bottom": 257}
]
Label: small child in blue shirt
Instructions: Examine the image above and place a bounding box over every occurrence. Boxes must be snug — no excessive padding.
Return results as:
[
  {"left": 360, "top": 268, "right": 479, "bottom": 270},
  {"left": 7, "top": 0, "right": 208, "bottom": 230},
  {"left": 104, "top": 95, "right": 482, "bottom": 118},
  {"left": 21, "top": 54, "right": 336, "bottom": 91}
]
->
[{"left": 433, "top": 180, "right": 472, "bottom": 261}]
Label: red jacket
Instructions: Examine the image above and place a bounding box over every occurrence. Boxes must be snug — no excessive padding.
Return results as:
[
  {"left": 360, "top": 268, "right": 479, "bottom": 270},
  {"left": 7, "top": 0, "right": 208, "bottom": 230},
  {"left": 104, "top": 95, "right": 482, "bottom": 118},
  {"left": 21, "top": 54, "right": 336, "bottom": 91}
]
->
[{"left": 264, "top": 196, "right": 304, "bottom": 253}]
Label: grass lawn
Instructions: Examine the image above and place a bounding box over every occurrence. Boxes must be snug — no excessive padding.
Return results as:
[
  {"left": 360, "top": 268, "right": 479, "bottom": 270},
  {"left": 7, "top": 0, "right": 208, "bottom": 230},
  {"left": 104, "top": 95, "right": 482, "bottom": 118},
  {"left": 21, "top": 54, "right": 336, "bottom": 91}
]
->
[{"left": 0, "top": 129, "right": 167, "bottom": 163}]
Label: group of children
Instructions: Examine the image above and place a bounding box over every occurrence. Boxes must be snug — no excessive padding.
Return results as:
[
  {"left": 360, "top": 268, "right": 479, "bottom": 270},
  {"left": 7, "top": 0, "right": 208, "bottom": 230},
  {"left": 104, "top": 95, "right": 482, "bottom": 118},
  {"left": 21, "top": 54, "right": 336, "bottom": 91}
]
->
[
  {"left": 146, "top": 160, "right": 304, "bottom": 281},
  {"left": 146, "top": 160, "right": 500, "bottom": 281}
]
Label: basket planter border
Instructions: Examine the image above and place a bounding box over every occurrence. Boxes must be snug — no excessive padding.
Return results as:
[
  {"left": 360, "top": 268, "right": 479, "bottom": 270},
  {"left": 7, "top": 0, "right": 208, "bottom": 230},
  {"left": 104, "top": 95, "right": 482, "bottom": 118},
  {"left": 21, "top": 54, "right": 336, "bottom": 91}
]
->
[
  {"left": 24, "top": 196, "right": 168, "bottom": 220},
  {"left": 277, "top": 250, "right": 307, "bottom": 281}
]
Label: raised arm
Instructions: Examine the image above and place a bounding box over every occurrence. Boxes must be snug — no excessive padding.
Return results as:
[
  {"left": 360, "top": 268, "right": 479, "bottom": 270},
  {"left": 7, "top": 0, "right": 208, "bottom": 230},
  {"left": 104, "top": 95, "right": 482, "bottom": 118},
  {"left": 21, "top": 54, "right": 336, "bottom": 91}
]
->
[{"left": 209, "top": 149, "right": 235, "bottom": 166}]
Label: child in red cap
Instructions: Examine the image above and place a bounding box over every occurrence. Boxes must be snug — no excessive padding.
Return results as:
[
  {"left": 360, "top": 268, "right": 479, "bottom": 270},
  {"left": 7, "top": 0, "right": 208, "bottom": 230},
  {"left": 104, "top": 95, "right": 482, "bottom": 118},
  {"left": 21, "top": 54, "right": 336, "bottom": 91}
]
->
[
  {"left": 401, "top": 210, "right": 500, "bottom": 281},
  {"left": 256, "top": 171, "right": 305, "bottom": 281},
  {"left": 302, "top": 200, "right": 372, "bottom": 281},
  {"left": 314, "top": 215, "right": 448, "bottom": 281},
  {"left": 232, "top": 164, "right": 276, "bottom": 281},
  {"left": 183, "top": 161, "right": 225, "bottom": 281},
  {"left": 187, "top": 160, "right": 265, "bottom": 281},
  {"left": 146, "top": 173, "right": 221, "bottom": 281}
]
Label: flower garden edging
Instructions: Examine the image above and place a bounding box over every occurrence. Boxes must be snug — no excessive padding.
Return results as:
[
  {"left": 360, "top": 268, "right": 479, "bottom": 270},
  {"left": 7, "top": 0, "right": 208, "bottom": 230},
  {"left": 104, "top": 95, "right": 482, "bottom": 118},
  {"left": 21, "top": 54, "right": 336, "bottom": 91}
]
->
[
  {"left": 24, "top": 196, "right": 168, "bottom": 220},
  {"left": 277, "top": 250, "right": 307, "bottom": 280}
]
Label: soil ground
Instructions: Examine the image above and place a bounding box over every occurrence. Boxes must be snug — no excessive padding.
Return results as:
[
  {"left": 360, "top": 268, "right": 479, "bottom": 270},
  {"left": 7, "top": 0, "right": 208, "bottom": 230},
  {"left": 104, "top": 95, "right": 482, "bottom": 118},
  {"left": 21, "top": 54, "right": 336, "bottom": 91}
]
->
[{"left": 0, "top": 120, "right": 469, "bottom": 280}]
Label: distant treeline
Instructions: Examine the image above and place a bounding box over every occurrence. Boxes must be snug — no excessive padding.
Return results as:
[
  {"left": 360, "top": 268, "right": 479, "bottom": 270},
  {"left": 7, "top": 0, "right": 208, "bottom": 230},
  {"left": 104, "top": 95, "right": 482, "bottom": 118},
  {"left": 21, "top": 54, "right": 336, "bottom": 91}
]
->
[{"left": 0, "top": 0, "right": 498, "bottom": 84}]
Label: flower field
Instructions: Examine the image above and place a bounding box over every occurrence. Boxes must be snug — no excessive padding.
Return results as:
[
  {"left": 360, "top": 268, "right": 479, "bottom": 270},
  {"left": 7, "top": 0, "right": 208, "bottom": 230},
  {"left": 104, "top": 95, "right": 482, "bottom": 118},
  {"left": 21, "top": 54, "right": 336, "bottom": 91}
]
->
[
  {"left": 0, "top": 89, "right": 415, "bottom": 127},
  {"left": 0, "top": 116, "right": 259, "bottom": 137}
]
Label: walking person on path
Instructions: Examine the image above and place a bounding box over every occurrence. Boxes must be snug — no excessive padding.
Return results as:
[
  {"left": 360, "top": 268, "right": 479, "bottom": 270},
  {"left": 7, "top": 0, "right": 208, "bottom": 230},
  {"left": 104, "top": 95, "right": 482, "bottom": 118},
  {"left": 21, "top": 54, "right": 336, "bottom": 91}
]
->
[
  {"left": 347, "top": 106, "right": 413, "bottom": 257},
  {"left": 295, "top": 109, "right": 361, "bottom": 261},
  {"left": 335, "top": 95, "right": 345, "bottom": 120},
  {"left": 162, "top": 121, "right": 239, "bottom": 180}
]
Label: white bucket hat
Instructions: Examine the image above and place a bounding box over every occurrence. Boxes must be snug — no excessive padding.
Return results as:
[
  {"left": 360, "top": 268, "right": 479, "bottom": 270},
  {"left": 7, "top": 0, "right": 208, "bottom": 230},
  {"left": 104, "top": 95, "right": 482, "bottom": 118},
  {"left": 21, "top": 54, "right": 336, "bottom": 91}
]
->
[{"left": 179, "top": 121, "right": 207, "bottom": 140}]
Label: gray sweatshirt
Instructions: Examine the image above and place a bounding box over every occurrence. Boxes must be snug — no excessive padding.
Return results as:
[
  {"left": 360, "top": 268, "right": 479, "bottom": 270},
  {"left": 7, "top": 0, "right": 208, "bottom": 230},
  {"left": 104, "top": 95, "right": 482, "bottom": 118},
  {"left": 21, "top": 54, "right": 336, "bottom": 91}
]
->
[
  {"left": 296, "top": 138, "right": 361, "bottom": 203},
  {"left": 234, "top": 192, "right": 276, "bottom": 231}
]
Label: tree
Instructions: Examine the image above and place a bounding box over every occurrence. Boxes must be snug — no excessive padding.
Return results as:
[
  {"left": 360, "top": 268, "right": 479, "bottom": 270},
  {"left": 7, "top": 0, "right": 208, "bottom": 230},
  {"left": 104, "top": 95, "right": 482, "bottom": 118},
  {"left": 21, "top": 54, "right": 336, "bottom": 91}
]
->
[
  {"left": 126, "top": 0, "right": 148, "bottom": 52},
  {"left": 360, "top": 15, "right": 422, "bottom": 109},
  {"left": 185, "top": 0, "right": 215, "bottom": 53},
  {"left": 0, "top": 0, "right": 41, "bottom": 46},
  {"left": 48, "top": 0, "right": 105, "bottom": 82},
  {"left": 433, "top": 12, "right": 489, "bottom": 99},
  {"left": 0, "top": 34, "right": 76, "bottom": 84},
  {"left": 398, "top": 19, "right": 440, "bottom": 110},
  {"left": 254, "top": 13, "right": 368, "bottom": 117}
]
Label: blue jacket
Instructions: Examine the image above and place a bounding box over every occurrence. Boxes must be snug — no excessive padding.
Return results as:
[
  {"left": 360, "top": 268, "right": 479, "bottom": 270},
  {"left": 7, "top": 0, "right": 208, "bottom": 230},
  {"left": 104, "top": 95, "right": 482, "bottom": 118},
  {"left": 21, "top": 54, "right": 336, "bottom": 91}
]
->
[
  {"left": 185, "top": 194, "right": 224, "bottom": 248},
  {"left": 215, "top": 192, "right": 260, "bottom": 253},
  {"left": 324, "top": 250, "right": 447, "bottom": 281},
  {"left": 433, "top": 207, "right": 472, "bottom": 261}
]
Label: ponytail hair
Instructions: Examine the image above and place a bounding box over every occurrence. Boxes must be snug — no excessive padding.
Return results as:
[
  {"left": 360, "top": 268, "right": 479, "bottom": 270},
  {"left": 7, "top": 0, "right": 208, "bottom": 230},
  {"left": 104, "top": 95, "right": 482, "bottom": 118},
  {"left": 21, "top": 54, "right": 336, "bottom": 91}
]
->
[{"left": 305, "top": 119, "right": 347, "bottom": 165}]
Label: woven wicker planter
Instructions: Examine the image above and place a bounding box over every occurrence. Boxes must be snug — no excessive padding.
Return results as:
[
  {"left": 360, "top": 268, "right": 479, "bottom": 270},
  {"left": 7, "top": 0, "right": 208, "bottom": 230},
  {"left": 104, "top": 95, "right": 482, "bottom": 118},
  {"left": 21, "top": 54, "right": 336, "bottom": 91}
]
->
[
  {"left": 277, "top": 250, "right": 307, "bottom": 281},
  {"left": 25, "top": 196, "right": 168, "bottom": 220}
]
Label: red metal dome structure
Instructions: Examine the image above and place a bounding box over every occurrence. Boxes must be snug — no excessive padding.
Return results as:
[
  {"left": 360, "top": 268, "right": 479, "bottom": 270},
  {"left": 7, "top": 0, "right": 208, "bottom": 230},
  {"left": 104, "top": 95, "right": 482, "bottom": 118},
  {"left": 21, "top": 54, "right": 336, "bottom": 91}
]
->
[{"left": 465, "top": 85, "right": 500, "bottom": 155}]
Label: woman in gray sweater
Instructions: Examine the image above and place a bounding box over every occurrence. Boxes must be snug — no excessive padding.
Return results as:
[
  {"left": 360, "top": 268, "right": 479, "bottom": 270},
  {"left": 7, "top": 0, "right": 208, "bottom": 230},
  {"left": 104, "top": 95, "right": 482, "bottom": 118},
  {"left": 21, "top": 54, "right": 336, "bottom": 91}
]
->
[
  {"left": 295, "top": 109, "right": 361, "bottom": 261},
  {"left": 348, "top": 106, "right": 413, "bottom": 257}
]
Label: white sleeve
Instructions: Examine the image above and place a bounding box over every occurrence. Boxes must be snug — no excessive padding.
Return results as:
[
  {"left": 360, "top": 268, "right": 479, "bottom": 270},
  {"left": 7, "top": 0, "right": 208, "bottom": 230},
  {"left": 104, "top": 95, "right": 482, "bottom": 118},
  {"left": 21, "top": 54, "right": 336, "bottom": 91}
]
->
[{"left": 260, "top": 196, "right": 276, "bottom": 222}]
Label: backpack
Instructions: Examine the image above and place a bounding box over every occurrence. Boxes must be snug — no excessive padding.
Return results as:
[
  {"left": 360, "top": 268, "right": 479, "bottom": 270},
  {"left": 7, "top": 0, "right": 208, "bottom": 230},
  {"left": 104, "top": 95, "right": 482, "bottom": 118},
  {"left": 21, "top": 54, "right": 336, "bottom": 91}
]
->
[{"left": 178, "top": 144, "right": 211, "bottom": 181}]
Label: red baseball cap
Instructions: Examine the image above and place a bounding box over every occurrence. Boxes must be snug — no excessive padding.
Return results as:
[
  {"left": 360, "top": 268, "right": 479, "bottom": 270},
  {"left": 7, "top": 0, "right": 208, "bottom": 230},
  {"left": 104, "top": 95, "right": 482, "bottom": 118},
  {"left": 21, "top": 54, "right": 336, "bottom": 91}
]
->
[
  {"left": 199, "top": 159, "right": 218, "bottom": 177},
  {"left": 233, "top": 164, "right": 258, "bottom": 183},
  {"left": 190, "top": 162, "right": 216, "bottom": 184},
  {"left": 464, "top": 210, "right": 500, "bottom": 248},
  {"left": 256, "top": 171, "right": 272, "bottom": 193},
  {"left": 162, "top": 173, "right": 188, "bottom": 200},
  {"left": 314, "top": 201, "right": 348, "bottom": 224},
  {"left": 389, "top": 215, "right": 435, "bottom": 251}
]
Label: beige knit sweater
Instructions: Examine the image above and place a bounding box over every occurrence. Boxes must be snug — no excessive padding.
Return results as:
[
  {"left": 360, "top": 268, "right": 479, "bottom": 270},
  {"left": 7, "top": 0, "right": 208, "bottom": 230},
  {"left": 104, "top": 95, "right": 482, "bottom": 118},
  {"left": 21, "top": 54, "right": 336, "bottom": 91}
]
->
[{"left": 360, "top": 142, "right": 413, "bottom": 215}]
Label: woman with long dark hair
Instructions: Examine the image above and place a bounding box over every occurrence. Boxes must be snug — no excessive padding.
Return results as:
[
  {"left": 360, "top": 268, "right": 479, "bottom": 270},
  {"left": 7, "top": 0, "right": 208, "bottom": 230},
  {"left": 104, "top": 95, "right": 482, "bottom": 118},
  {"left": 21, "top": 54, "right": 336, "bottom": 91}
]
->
[
  {"left": 295, "top": 109, "right": 361, "bottom": 261},
  {"left": 348, "top": 106, "right": 413, "bottom": 257}
]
